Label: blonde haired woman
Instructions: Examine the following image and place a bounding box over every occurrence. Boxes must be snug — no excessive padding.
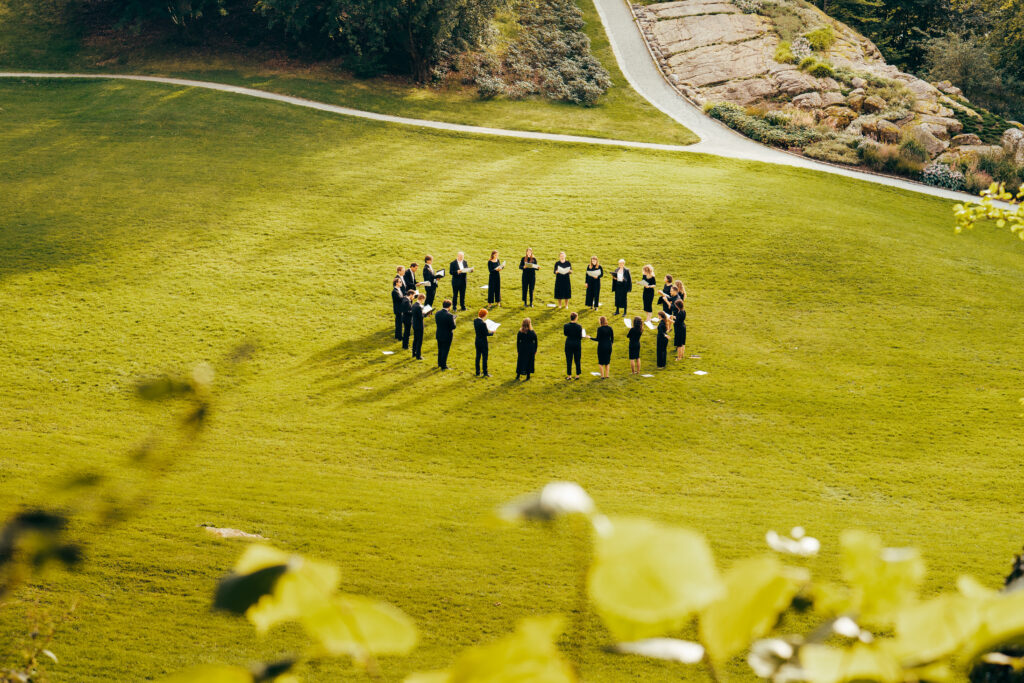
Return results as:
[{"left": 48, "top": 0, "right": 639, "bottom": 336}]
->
[{"left": 641, "top": 265, "right": 656, "bottom": 322}]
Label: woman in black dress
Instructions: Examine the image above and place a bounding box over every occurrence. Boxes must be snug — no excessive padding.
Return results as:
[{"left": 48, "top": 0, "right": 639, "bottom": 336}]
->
[
  {"left": 594, "top": 316, "right": 614, "bottom": 378},
  {"left": 585, "top": 256, "right": 602, "bottom": 311},
  {"left": 627, "top": 316, "right": 643, "bottom": 375},
  {"left": 487, "top": 250, "right": 503, "bottom": 307},
  {"left": 661, "top": 274, "right": 674, "bottom": 314},
  {"left": 673, "top": 299, "right": 687, "bottom": 361},
  {"left": 641, "top": 265, "right": 656, "bottom": 322},
  {"left": 516, "top": 318, "right": 538, "bottom": 381},
  {"left": 656, "top": 311, "right": 671, "bottom": 368},
  {"left": 519, "top": 247, "right": 538, "bottom": 307},
  {"left": 554, "top": 251, "right": 572, "bottom": 308},
  {"left": 674, "top": 280, "right": 687, "bottom": 303}
]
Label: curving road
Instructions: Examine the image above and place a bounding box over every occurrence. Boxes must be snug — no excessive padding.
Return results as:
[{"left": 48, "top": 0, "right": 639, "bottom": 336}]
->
[{"left": 0, "top": 14, "right": 985, "bottom": 208}]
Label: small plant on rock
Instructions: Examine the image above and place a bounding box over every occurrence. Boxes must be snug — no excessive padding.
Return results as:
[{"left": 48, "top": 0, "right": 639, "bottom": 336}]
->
[
  {"left": 804, "top": 25, "right": 835, "bottom": 51},
  {"left": 774, "top": 41, "right": 796, "bottom": 64}
]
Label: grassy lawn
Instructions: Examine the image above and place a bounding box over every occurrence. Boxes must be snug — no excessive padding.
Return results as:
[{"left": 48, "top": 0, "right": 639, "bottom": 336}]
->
[
  {"left": 0, "top": 0, "right": 698, "bottom": 146},
  {"left": 1, "top": 78, "right": 1023, "bottom": 681}
]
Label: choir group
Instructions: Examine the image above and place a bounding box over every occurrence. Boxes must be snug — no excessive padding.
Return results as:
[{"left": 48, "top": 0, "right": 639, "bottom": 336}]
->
[{"left": 389, "top": 249, "right": 689, "bottom": 380}]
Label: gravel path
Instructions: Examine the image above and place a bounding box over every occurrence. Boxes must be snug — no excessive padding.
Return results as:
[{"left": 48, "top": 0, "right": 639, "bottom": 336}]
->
[{"left": 0, "top": 67, "right": 978, "bottom": 204}]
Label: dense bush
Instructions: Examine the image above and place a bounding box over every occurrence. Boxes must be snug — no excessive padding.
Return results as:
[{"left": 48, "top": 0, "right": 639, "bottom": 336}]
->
[
  {"left": 965, "top": 169, "right": 995, "bottom": 194},
  {"left": 475, "top": 74, "right": 505, "bottom": 99},
  {"left": 922, "top": 162, "right": 967, "bottom": 189},
  {"left": 774, "top": 41, "right": 796, "bottom": 64},
  {"left": 899, "top": 137, "right": 929, "bottom": 163},
  {"left": 804, "top": 136, "right": 861, "bottom": 163},
  {"left": 804, "top": 25, "right": 836, "bottom": 51},
  {"left": 859, "top": 142, "right": 926, "bottom": 176},
  {"left": 976, "top": 151, "right": 1024, "bottom": 189},
  {"left": 952, "top": 96, "right": 1014, "bottom": 144},
  {"left": 806, "top": 60, "right": 835, "bottom": 78},
  {"left": 705, "top": 101, "right": 826, "bottom": 148}
]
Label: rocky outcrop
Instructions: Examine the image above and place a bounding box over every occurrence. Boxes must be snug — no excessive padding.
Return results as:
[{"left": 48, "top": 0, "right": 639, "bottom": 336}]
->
[{"left": 1003, "top": 128, "right": 1024, "bottom": 166}]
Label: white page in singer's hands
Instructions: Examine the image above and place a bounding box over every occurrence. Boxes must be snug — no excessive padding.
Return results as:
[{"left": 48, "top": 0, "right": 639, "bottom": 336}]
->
[
  {"left": 581, "top": 328, "right": 587, "bottom": 338},
  {"left": 556, "top": 266, "right": 571, "bottom": 275},
  {"left": 422, "top": 305, "right": 433, "bottom": 315},
  {"left": 484, "top": 319, "right": 500, "bottom": 333},
  {"left": 644, "top": 320, "right": 656, "bottom": 330},
  {"left": 437, "top": 269, "right": 446, "bottom": 277},
  {"left": 623, "top": 318, "right": 632, "bottom": 328}
]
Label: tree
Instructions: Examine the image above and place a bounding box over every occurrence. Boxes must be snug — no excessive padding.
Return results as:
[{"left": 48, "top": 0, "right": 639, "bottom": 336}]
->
[{"left": 814, "top": 0, "right": 883, "bottom": 31}]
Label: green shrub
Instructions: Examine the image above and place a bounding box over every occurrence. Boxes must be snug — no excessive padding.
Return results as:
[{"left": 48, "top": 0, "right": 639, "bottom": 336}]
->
[
  {"left": 977, "top": 151, "right": 1023, "bottom": 188},
  {"left": 774, "top": 41, "right": 796, "bottom": 64},
  {"left": 804, "top": 137, "right": 860, "bottom": 164},
  {"left": 704, "top": 101, "right": 826, "bottom": 149},
  {"left": 859, "top": 142, "right": 923, "bottom": 177},
  {"left": 965, "top": 170, "right": 995, "bottom": 195},
  {"left": 899, "top": 137, "right": 929, "bottom": 163},
  {"left": 799, "top": 56, "right": 817, "bottom": 70},
  {"left": 807, "top": 61, "right": 835, "bottom": 79},
  {"left": 804, "top": 25, "right": 835, "bottom": 51}
]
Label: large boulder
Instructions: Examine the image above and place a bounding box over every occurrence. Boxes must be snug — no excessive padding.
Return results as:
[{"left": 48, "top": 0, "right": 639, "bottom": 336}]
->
[
  {"left": 922, "top": 123, "right": 951, "bottom": 141},
  {"left": 846, "top": 94, "right": 866, "bottom": 112},
  {"left": 918, "top": 114, "right": 963, "bottom": 135},
  {"left": 1002, "top": 128, "right": 1024, "bottom": 166},
  {"left": 862, "top": 95, "right": 886, "bottom": 114},
  {"left": 850, "top": 76, "right": 868, "bottom": 89},
  {"left": 876, "top": 120, "right": 901, "bottom": 144},
  {"left": 908, "top": 124, "right": 949, "bottom": 157},
  {"left": 821, "top": 91, "right": 846, "bottom": 107},
  {"left": 951, "top": 133, "right": 982, "bottom": 148},
  {"left": 792, "top": 91, "right": 823, "bottom": 110},
  {"left": 775, "top": 70, "right": 822, "bottom": 96},
  {"left": 950, "top": 145, "right": 1004, "bottom": 166},
  {"left": 823, "top": 105, "right": 858, "bottom": 129},
  {"left": 704, "top": 78, "right": 775, "bottom": 105},
  {"left": 935, "top": 80, "right": 963, "bottom": 97}
]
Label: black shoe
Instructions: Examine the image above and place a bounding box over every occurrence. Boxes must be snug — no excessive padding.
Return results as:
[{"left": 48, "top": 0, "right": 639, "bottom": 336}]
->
[
  {"left": 483, "top": 374, "right": 492, "bottom": 378},
  {"left": 516, "top": 374, "right": 521, "bottom": 380},
  {"left": 476, "top": 372, "right": 480, "bottom": 376}
]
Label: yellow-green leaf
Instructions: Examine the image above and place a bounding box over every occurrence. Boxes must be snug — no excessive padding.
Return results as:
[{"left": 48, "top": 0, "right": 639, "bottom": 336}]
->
[
  {"left": 890, "top": 594, "right": 981, "bottom": 665},
  {"left": 840, "top": 530, "right": 924, "bottom": 627},
  {"left": 700, "top": 555, "right": 807, "bottom": 663},
  {"left": 161, "top": 664, "right": 253, "bottom": 683},
  {"left": 588, "top": 517, "right": 723, "bottom": 641},
  {"left": 961, "top": 588, "right": 1024, "bottom": 664},
  {"left": 800, "top": 643, "right": 902, "bottom": 683},
  {"left": 303, "top": 594, "right": 418, "bottom": 659},
  {"left": 232, "top": 545, "right": 340, "bottom": 634}
]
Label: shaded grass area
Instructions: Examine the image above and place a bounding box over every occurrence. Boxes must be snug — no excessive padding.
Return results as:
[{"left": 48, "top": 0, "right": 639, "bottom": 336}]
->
[
  {"left": 1, "top": 79, "right": 1024, "bottom": 681},
  {"left": 0, "top": 0, "right": 698, "bottom": 145}
]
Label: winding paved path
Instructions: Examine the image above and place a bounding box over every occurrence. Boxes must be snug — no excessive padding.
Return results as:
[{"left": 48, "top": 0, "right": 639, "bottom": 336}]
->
[{"left": 0, "top": 6, "right": 984, "bottom": 208}]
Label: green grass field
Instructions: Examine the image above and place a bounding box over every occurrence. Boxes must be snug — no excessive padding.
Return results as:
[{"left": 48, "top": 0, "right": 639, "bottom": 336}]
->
[
  {"left": 0, "top": 0, "right": 698, "bottom": 146},
  {"left": 1, "top": 77, "right": 1023, "bottom": 681}
]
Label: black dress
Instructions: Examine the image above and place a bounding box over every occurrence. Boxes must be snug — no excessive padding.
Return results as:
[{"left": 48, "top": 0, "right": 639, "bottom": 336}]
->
[
  {"left": 488, "top": 260, "right": 501, "bottom": 304},
  {"left": 627, "top": 325, "right": 642, "bottom": 360},
  {"left": 585, "top": 266, "right": 602, "bottom": 308},
  {"left": 661, "top": 284, "right": 673, "bottom": 314},
  {"left": 595, "top": 325, "right": 614, "bottom": 365},
  {"left": 674, "top": 309, "right": 687, "bottom": 347},
  {"left": 519, "top": 257, "right": 537, "bottom": 305},
  {"left": 554, "top": 261, "right": 572, "bottom": 300},
  {"left": 516, "top": 330, "right": 538, "bottom": 375},
  {"left": 642, "top": 276, "right": 656, "bottom": 313},
  {"left": 656, "top": 321, "right": 669, "bottom": 367}
]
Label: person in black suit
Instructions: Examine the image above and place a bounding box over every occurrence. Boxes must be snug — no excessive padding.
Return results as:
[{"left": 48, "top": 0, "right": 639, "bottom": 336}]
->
[
  {"left": 656, "top": 311, "right": 671, "bottom": 368},
  {"left": 487, "top": 250, "right": 504, "bottom": 307},
  {"left": 563, "top": 311, "right": 584, "bottom": 380},
  {"left": 611, "top": 260, "right": 632, "bottom": 317},
  {"left": 403, "top": 262, "right": 419, "bottom": 292},
  {"left": 423, "top": 256, "right": 442, "bottom": 307},
  {"left": 400, "top": 289, "right": 415, "bottom": 349},
  {"left": 411, "top": 293, "right": 429, "bottom": 360},
  {"left": 673, "top": 299, "right": 687, "bottom": 361},
  {"left": 641, "top": 265, "right": 656, "bottom": 322},
  {"left": 661, "top": 274, "right": 674, "bottom": 314},
  {"left": 396, "top": 266, "right": 408, "bottom": 294},
  {"left": 391, "top": 278, "right": 405, "bottom": 340},
  {"left": 473, "top": 308, "right": 493, "bottom": 377},
  {"left": 519, "top": 248, "right": 538, "bottom": 307},
  {"left": 516, "top": 318, "right": 538, "bottom": 381},
  {"left": 627, "top": 316, "right": 643, "bottom": 374},
  {"left": 554, "top": 252, "right": 572, "bottom": 309},
  {"left": 585, "top": 256, "right": 602, "bottom": 311},
  {"left": 593, "top": 316, "right": 614, "bottom": 378},
  {"left": 435, "top": 299, "right": 456, "bottom": 370},
  {"left": 450, "top": 252, "right": 470, "bottom": 311}
]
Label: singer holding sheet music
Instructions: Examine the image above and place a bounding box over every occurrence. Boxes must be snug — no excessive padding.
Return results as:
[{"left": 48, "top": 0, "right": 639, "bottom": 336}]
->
[
  {"left": 516, "top": 318, "right": 538, "bottom": 381},
  {"left": 474, "top": 309, "right": 493, "bottom": 378},
  {"left": 411, "top": 294, "right": 427, "bottom": 360},
  {"left": 627, "top": 316, "right": 643, "bottom": 374},
  {"left": 487, "top": 251, "right": 503, "bottom": 307},
  {"left": 641, "top": 265, "right": 656, "bottom": 321},
  {"left": 673, "top": 299, "right": 687, "bottom": 360},
  {"left": 585, "top": 256, "right": 602, "bottom": 310},
  {"left": 661, "top": 275, "right": 674, "bottom": 314},
  {"left": 554, "top": 252, "right": 572, "bottom": 308},
  {"left": 423, "top": 255, "right": 441, "bottom": 308},
  {"left": 404, "top": 262, "right": 419, "bottom": 291},
  {"left": 519, "top": 248, "right": 538, "bottom": 307},
  {"left": 563, "top": 311, "right": 583, "bottom": 380},
  {"left": 657, "top": 311, "right": 671, "bottom": 368},
  {"left": 594, "top": 316, "right": 613, "bottom": 378},
  {"left": 392, "top": 278, "right": 405, "bottom": 340},
  {"left": 435, "top": 300, "right": 456, "bottom": 371},
  {"left": 612, "top": 260, "right": 631, "bottom": 316},
  {"left": 450, "top": 252, "right": 469, "bottom": 311},
  {"left": 400, "top": 289, "right": 415, "bottom": 349}
]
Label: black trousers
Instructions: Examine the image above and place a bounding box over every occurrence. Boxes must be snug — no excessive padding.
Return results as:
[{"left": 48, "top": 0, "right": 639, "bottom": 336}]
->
[
  {"left": 412, "top": 328, "right": 424, "bottom": 358},
  {"left": 565, "top": 344, "right": 581, "bottom": 376},
  {"left": 425, "top": 284, "right": 437, "bottom": 307},
  {"left": 475, "top": 341, "right": 489, "bottom": 375},
  {"left": 452, "top": 281, "right": 467, "bottom": 310},
  {"left": 437, "top": 336, "right": 452, "bottom": 368},
  {"left": 657, "top": 339, "right": 668, "bottom": 367},
  {"left": 394, "top": 313, "right": 403, "bottom": 340},
  {"left": 615, "top": 291, "right": 628, "bottom": 314},
  {"left": 522, "top": 278, "right": 535, "bottom": 305},
  {"left": 585, "top": 283, "right": 600, "bottom": 308},
  {"left": 402, "top": 318, "right": 412, "bottom": 348}
]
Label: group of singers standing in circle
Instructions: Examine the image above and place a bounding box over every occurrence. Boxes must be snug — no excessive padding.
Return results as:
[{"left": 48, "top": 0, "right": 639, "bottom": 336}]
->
[{"left": 389, "top": 249, "right": 688, "bottom": 380}]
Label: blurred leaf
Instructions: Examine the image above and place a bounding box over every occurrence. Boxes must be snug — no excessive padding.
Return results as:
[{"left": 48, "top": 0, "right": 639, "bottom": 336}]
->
[
  {"left": 588, "top": 517, "right": 722, "bottom": 640},
  {"left": 303, "top": 594, "right": 417, "bottom": 659},
  {"left": 700, "top": 555, "right": 807, "bottom": 663},
  {"left": 253, "top": 660, "right": 295, "bottom": 682},
  {"left": 800, "top": 643, "right": 902, "bottom": 683},
  {"left": 960, "top": 588, "right": 1024, "bottom": 665},
  {"left": 889, "top": 594, "right": 981, "bottom": 665},
  {"left": 214, "top": 565, "right": 288, "bottom": 615},
  {"left": 405, "top": 616, "right": 575, "bottom": 683},
  {"left": 840, "top": 530, "right": 924, "bottom": 627},
  {"left": 136, "top": 376, "right": 193, "bottom": 401},
  {"left": 162, "top": 664, "right": 253, "bottom": 682}
]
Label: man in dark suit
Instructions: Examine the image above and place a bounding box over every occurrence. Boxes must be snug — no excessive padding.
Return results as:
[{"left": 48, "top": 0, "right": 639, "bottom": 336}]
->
[
  {"left": 563, "top": 311, "right": 584, "bottom": 379},
  {"left": 422, "top": 255, "right": 441, "bottom": 308},
  {"left": 391, "top": 278, "right": 405, "bottom": 340},
  {"left": 411, "top": 293, "right": 427, "bottom": 360},
  {"left": 435, "top": 299, "right": 456, "bottom": 370},
  {"left": 400, "top": 289, "right": 415, "bottom": 349},
  {"left": 396, "top": 266, "right": 408, "bottom": 294},
  {"left": 449, "top": 251, "right": 470, "bottom": 311},
  {"left": 611, "top": 259, "right": 632, "bottom": 316},
  {"left": 404, "top": 262, "right": 419, "bottom": 292}
]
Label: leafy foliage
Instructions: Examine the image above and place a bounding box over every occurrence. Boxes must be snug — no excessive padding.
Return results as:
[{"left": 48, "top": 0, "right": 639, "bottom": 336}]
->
[
  {"left": 704, "top": 101, "right": 826, "bottom": 148},
  {"left": 804, "top": 25, "right": 836, "bottom": 51},
  {"left": 954, "top": 183, "right": 1024, "bottom": 240},
  {"left": 922, "top": 162, "right": 967, "bottom": 190}
]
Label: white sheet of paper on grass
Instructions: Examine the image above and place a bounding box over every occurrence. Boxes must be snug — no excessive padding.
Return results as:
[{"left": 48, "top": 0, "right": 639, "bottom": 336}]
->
[
  {"left": 590, "top": 372, "right": 601, "bottom": 376},
  {"left": 484, "top": 319, "right": 500, "bottom": 333},
  {"left": 641, "top": 374, "right": 654, "bottom": 378},
  {"left": 694, "top": 370, "right": 708, "bottom": 376},
  {"left": 481, "top": 285, "right": 489, "bottom": 289},
  {"left": 382, "top": 351, "right": 395, "bottom": 355},
  {"left": 645, "top": 321, "right": 656, "bottom": 330},
  {"left": 547, "top": 303, "right": 557, "bottom": 308}
]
